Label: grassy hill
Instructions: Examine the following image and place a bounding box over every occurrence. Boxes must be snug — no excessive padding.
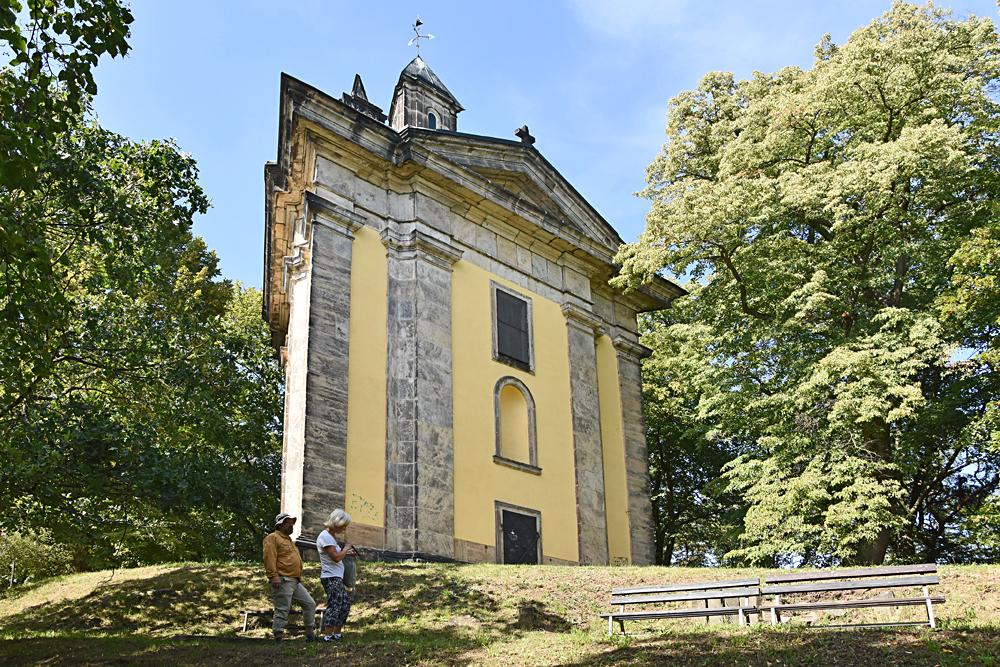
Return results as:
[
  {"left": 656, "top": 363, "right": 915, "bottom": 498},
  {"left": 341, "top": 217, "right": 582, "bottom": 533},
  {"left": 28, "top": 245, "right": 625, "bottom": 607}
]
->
[{"left": 1, "top": 561, "right": 998, "bottom": 666}]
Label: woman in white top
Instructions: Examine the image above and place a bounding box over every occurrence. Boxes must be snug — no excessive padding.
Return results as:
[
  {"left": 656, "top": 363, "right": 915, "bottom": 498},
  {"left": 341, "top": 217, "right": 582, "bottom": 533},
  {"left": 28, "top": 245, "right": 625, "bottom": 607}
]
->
[{"left": 316, "top": 509, "right": 356, "bottom": 641}]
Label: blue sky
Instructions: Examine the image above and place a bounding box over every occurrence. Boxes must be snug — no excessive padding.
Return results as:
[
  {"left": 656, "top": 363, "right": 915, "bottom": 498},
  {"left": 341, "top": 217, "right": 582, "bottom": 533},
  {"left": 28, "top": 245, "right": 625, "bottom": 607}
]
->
[{"left": 91, "top": 0, "right": 996, "bottom": 289}]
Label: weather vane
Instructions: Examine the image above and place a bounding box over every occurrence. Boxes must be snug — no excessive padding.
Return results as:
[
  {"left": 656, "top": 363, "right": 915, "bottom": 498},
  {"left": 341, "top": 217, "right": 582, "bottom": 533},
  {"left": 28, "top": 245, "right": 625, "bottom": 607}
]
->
[{"left": 407, "top": 16, "right": 434, "bottom": 54}]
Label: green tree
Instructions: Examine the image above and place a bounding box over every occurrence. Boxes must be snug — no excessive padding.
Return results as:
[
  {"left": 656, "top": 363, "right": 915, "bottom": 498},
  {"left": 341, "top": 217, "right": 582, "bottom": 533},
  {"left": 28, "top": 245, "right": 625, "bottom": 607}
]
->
[
  {"left": 0, "top": 0, "right": 132, "bottom": 185},
  {"left": 617, "top": 2, "right": 1000, "bottom": 565},
  {"left": 641, "top": 311, "right": 742, "bottom": 565},
  {"left": 1, "top": 1, "right": 283, "bottom": 567},
  {"left": 1, "top": 118, "right": 283, "bottom": 567},
  {"left": 2, "top": 0, "right": 133, "bottom": 428}
]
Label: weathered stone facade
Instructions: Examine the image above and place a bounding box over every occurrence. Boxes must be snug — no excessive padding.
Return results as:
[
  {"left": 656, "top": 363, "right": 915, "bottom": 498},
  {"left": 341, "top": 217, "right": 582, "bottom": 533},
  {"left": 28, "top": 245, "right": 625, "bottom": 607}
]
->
[
  {"left": 297, "top": 194, "right": 364, "bottom": 539},
  {"left": 263, "top": 57, "right": 682, "bottom": 565},
  {"left": 562, "top": 303, "right": 610, "bottom": 565},
  {"left": 382, "top": 226, "right": 462, "bottom": 557},
  {"left": 613, "top": 337, "right": 657, "bottom": 565}
]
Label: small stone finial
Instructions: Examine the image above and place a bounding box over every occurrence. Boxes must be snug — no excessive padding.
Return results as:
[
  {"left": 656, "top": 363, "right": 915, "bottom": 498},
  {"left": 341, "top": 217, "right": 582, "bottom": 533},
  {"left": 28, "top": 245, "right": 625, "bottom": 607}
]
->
[
  {"left": 515, "top": 125, "right": 535, "bottom": 145},
  {"left": 342, "top": 74, "right": 386, "bottom": 123},
  {"left": 351, "top": 74, "right": 369, "bottom": 101}
]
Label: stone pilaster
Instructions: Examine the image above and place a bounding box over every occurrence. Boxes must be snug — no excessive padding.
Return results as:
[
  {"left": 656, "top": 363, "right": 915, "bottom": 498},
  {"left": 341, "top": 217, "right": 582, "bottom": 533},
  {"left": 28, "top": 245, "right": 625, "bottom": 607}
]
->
[
  {"left": 298, "top": 192, "right": 365, "bottom": 540},
  {"left": 561, "top": 303, "right": 609, "bottom": 566},
  {"left": 613, "top": 335, "right": 656, "bottom": 566},
  {"left": 382, "top": 226, "right": 462, "bottom": 557}
]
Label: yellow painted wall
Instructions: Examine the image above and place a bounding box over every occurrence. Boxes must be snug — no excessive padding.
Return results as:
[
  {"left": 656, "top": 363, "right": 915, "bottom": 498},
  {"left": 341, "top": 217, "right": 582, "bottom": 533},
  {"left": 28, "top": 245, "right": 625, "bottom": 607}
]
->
[
  {"left": 343, "top": 225, "right": 388, "bottom": 527},
  {"left": 452, "top": 261, "right": 579, "bottom": 563},
  {"left": 596, "top": 335, "right": 631, "bottom": 564},
  {"left": 499, "top": 385, "right": 530, "bottom": 462}
]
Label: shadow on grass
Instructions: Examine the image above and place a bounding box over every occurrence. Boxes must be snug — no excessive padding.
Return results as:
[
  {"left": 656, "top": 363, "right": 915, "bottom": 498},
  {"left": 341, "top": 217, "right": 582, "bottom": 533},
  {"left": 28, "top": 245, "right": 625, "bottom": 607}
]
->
[
  {"left": 0, "top": 561, "right": 573, "bottom": 648},
  {"left": 0, "top": 560, "right": 603, "bottom": 666},
  {"left": 555, "top": 626, "right": 1000, "bottom": 667},
  {"left": 514, "top": 598, "right": 575, "bottom": 632},
  {"left": 0, "top": 620, "right": 508, "bottom": 667},
  {"left": 354, "top": 562, "right": 503, "bottom": 622},
  {"left": 0, "top": 561, "right": 525, "bottom": 637},
  {"left": 357, "top": 563, "right": 580, "bottom": 636},
  {"left": 0, "top": 564, "right": 276, "bottom": 636}
]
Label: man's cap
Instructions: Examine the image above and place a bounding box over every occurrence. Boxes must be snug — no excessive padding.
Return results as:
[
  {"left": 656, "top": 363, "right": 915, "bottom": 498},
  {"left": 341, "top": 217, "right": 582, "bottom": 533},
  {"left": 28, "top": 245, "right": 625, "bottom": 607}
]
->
[{"left": 274, "top": 512, "right": 296, "bottom": 526}]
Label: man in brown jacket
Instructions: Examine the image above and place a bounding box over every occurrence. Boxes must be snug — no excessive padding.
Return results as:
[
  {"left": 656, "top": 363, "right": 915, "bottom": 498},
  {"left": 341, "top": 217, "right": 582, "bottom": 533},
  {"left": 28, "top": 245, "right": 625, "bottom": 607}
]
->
[{"left": 263, "top": 513, "right": 317, "bottom": 642}]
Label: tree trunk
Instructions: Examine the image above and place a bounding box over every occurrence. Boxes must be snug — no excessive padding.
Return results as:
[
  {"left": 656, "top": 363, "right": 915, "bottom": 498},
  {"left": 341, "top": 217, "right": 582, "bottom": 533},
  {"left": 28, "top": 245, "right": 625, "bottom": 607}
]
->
[
  {"left": 854, "top": 418, "right": 895, "bottom": 565},
  {"left": 662, "top": 536, "right": 675, "bottom": 567},
  {"left": 855, "top": 529, "right": 892, "bottom": 565}
]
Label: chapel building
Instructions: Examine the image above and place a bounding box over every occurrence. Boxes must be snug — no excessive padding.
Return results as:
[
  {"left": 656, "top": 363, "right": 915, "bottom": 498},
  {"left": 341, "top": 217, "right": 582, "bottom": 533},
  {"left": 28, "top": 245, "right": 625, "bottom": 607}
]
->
[{"left": 263, "top": 57, "right": 682, "bottom": 566}]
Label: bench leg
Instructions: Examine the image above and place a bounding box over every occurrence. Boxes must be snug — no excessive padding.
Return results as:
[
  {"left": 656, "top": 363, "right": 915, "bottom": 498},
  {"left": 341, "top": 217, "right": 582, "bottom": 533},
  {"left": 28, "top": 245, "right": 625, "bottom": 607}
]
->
[
  {"left": 618, "top": 619, "right": 626, "bottom": 636},
  {"left": 923, "top": 586, "right": 936, "bottom": 629},
  {"left": 608, "top": 615, "right": 613, "bottom": 637},
  {"left": 738, "top": 607, "right": 745, "bottom": 627},
  {"left": 241, "top": 612, "right": 249, "bottom": 633}
]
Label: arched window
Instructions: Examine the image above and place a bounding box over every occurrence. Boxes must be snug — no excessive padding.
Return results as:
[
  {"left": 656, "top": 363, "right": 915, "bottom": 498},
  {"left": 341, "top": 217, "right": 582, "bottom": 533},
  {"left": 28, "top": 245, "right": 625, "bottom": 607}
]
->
[
  {"left": 493, "top": 377, "right": 539, "bottom": 473},
  {"left": 427, "top": 111, "right": 437, "bottom": 129}
]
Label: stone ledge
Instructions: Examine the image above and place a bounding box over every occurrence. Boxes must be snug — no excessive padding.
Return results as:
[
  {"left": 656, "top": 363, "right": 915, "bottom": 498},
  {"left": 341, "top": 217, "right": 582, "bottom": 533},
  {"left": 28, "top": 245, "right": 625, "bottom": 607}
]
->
[
  {"left": 561, "top": 302, "right": 605, "bottom": 335},
  {"left": 492, "top": 455, "right": 542, "bottom": 475},
  {"left": 612, "top": 335, "right": 652, "bottom": 361},
  {"left": 380, "top": 227, "right": 463, "bottom": 270},
  {"left": 305, "top": 190, "right": 366, "bottom": 237}
]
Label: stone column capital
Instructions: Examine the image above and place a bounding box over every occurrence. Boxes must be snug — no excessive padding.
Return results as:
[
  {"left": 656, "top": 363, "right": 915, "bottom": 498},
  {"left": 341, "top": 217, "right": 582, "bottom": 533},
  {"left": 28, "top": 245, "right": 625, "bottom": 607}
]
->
[
  {"left": 561, "top": 303, "right": 605, "bottom": 336},
  {"left": 612, "top": 335, "right": 652, "bottom": 361},
  {"left": 305, "top": 191, "right": 365, "bottom": 238},
  {"left": 380, "top": 228, "right": 463, "bottom": 271}
]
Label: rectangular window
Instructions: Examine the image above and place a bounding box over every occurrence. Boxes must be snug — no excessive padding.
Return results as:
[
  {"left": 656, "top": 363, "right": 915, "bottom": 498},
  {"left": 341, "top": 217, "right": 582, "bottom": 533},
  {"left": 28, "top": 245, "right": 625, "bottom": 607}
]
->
[{"left": 492, "top": 283, "right": 533, "bottom": 372}]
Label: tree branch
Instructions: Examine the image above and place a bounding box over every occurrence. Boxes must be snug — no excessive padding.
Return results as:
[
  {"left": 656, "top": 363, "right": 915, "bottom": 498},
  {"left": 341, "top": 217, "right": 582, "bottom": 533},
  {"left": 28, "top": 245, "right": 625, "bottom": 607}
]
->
[{"left": 716, "top": 246, "right": 772, "bottom": 321}]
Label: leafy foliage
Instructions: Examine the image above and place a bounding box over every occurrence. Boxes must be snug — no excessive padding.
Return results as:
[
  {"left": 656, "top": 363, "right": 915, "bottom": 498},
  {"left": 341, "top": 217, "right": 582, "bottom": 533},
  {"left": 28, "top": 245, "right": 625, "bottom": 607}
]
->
[
  {"left": 619, "top": 3, "right": 1000, "bottom": 565},
  {"left": 0, "top": 117, "right": 283, "bottom": 568},
  {"left": 0, "top": 1, "right": 282, "bottom": 568},
  {"left": 1, "top": 0, "right": 133, "bottom": 430},
  {"left": 0, "top": 0, "right": 132, "bottom": 187},
  {"left": 0, "top": 529, "right": 73, "bottom": 585},
  {"left": 641, "top": 312, "right": 742, "bottom": 565}
]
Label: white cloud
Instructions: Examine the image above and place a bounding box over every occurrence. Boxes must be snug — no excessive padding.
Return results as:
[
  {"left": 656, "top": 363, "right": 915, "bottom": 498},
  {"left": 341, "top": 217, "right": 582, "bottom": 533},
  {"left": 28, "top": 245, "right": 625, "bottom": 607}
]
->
[{"left": 566, "top": 0, "right": 688, "bottom": 40}]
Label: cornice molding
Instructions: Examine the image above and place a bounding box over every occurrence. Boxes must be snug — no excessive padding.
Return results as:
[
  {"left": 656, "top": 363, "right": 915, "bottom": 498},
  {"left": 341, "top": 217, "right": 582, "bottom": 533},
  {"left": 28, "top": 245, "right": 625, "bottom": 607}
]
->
[
  {"left": 380, "top": 227, "right": 463, "bottom": 271},
  {"left": 561, "top": 303, "right": 605, "bottom": 336},
  {"left": 612, "top": 335, "right": 653, "bottom": 361},
  {"left": 305, "top": 190, "right": 366, "bottom": 237}
]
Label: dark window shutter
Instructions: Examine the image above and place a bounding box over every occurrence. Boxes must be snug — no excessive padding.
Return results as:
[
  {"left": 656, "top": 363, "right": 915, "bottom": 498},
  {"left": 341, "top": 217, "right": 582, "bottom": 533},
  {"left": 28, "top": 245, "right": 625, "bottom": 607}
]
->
[{"left": 496, "top": 291, "right": 530, "bottom": 365}]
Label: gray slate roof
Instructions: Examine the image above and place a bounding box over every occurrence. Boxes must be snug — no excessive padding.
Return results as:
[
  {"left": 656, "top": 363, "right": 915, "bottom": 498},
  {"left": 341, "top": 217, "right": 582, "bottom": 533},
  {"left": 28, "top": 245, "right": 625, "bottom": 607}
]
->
[{"left": 400, "top": 56, "right": 464, "bottom": 110}]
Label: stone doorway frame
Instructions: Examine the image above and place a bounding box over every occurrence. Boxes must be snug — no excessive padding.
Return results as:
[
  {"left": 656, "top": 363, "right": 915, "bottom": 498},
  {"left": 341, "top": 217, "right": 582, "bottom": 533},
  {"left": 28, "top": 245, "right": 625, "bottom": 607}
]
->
[{"left": 494, "top": 500, "right": 543, "bottom": 565}]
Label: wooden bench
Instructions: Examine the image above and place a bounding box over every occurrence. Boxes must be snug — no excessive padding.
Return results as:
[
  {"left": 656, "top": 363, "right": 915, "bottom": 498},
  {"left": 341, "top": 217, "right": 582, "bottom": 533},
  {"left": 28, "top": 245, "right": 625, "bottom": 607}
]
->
[
  {"left": 240, "top": 604, "right": 326, "bottom": 632},
  {"left": 759, "top": 564, "right": 944, "bottom": 629},
  {"left": 600, "top": 578, "right": 759, "bottom": 636}
]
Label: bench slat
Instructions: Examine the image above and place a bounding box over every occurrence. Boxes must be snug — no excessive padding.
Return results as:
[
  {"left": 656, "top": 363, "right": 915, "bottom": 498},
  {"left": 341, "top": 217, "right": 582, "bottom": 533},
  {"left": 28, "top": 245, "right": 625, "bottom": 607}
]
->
[
  {"left": 601, "top": 605, "right": 757, "bottom": 620},
  {"left": 816, "top": 621, "right": 933, "bottom": 629},
  {"left": 762, "top": 575, "right": 938, "bottom": 596},
  {"left": 759, "top": 596, "right": 945, "bottom": 612},
  {"left": 612, "top": 578, "right": 758, "bottom": 596},
  {"left": 763, "top": 563, "right": 936, "bottom": 584},
  {"left": 611, "top": 587, "right": 760, "bottom": 606}
]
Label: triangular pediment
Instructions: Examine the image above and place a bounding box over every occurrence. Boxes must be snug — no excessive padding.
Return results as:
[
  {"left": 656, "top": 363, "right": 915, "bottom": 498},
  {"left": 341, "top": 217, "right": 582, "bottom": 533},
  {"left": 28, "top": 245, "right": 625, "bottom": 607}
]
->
[
  {"left": 409, "top": 131, "right": 624, "bottom": 254},
  {"left": 470, "top": 167, "right": 561, "bottom": 218}
]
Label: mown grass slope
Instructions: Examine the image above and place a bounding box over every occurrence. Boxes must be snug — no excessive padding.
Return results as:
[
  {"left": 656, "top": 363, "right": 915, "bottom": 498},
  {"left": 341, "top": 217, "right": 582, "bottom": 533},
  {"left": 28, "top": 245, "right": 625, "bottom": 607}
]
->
[{"left": 1, "top": 561, "right": 997, "bottom": 665}]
